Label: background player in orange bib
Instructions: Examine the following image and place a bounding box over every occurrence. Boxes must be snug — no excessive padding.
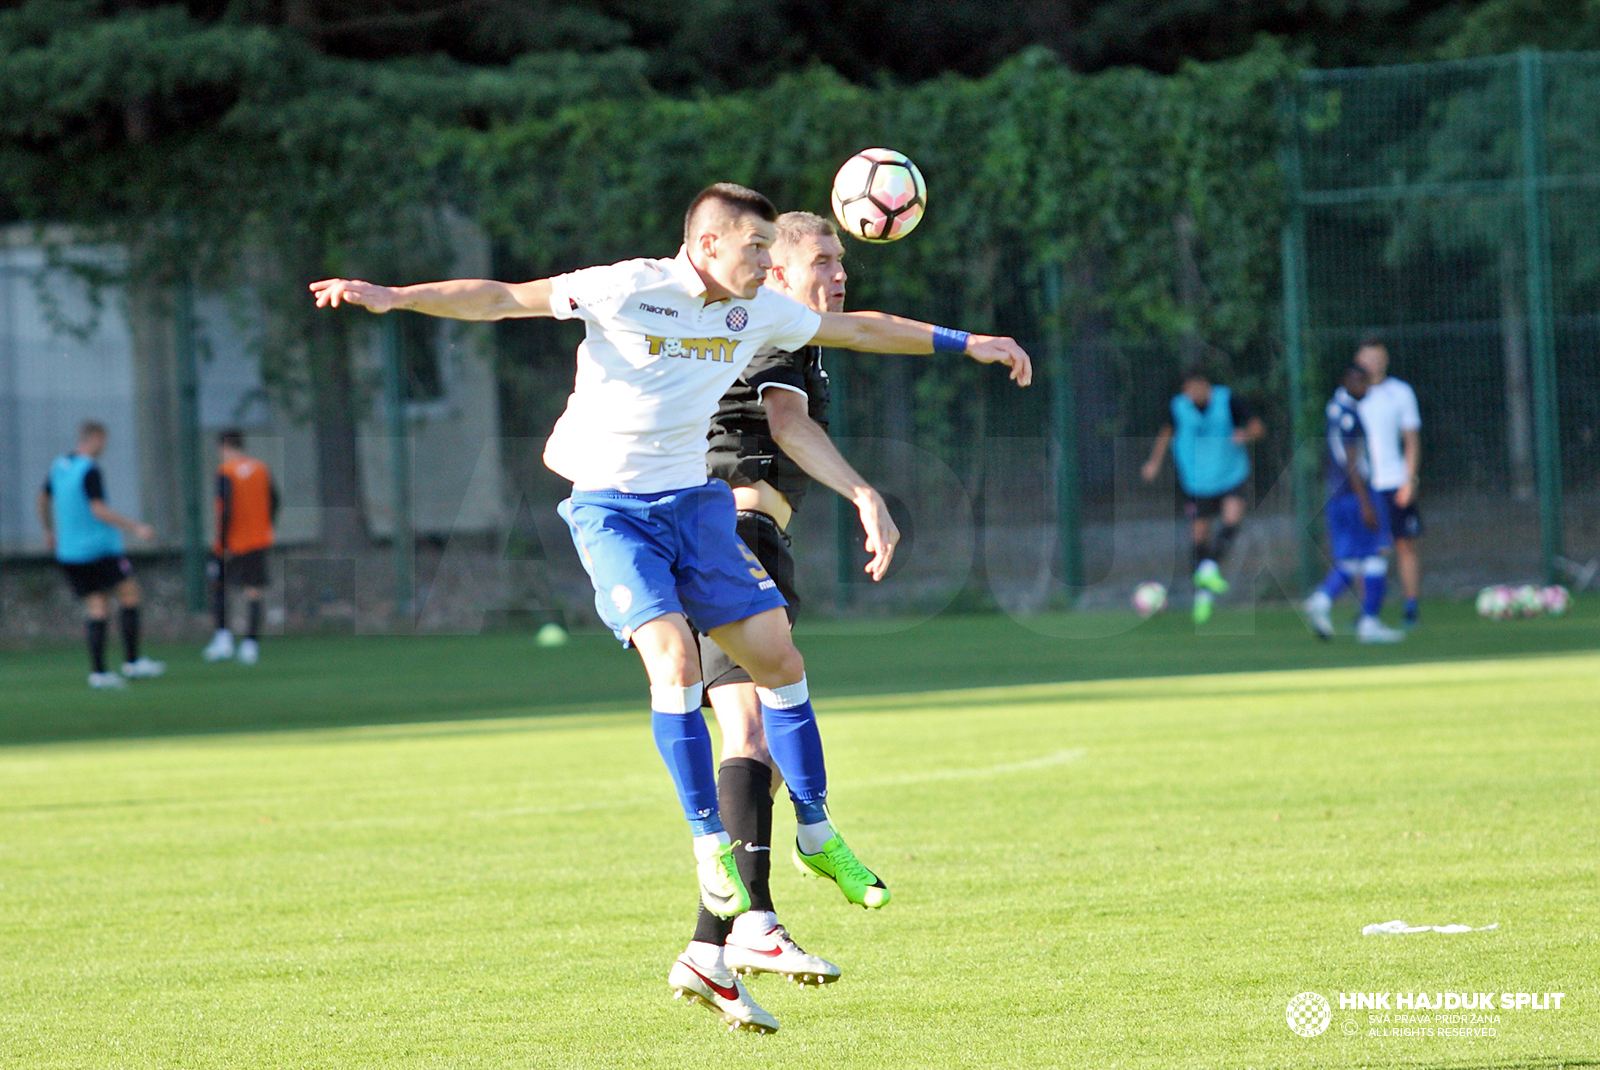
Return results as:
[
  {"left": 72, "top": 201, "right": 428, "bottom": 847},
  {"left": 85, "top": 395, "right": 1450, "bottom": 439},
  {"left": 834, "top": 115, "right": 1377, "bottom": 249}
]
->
[{"left": 203, "top": 429, "right": 279, "bottom": 665}]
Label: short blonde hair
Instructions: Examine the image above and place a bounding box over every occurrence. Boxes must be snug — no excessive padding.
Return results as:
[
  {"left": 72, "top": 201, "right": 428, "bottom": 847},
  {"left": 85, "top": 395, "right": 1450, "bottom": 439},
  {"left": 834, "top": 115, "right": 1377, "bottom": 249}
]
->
[{"left": 773, "top": 211, "right": 838, "bottom": 258}]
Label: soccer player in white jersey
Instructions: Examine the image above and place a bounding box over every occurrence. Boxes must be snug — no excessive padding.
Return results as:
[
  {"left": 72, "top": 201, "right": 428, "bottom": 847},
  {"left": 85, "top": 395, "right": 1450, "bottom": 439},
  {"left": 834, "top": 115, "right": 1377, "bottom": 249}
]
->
[
  {"left": 311, "top": 183, "right": 1032, "bottom": 1034},
  {"left": 690, "top": 211, "right": 897, "bottom": 993},
  {"left": 1354, "top": 336, "right": 1423, "bottom": 626}
]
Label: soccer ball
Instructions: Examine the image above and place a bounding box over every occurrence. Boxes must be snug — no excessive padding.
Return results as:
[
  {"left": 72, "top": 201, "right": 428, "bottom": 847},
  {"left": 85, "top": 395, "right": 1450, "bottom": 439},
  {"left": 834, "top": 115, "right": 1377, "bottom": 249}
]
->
[
  {"left": 1132, "top": 582, "right": 1168, "bottom": 618},
  {"left": 1512, "top": 584, "right": 1543, "bottom": 618},
  {"left": 830, "top": 148, "right": 927, "bottom": 243},
  {"left": 1540, "top": 584, "right": 1571, "bottom": 616},
  {"left": 536, "top": 622, "right": 569, "bottom": 648},
  {"left": 1476, "top": 586, "right": 1512, "bottom": 621}
]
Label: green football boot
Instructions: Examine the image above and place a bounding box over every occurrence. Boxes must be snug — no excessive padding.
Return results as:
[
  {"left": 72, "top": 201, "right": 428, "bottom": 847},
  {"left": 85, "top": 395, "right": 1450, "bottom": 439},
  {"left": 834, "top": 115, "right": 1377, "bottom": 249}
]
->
[
  {"left": 1193, "top": 559, "right": 1230, "bottom": 595},
  {"left": 793, "top": 832, "right": 891, "bottom": 909},
  {"left": 697, "top": 840, "right": 752, "bottom": 918}
]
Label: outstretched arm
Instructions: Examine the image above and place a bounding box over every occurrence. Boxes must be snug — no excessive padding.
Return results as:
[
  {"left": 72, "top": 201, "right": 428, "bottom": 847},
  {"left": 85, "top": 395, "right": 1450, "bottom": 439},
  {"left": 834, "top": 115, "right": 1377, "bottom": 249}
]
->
[
  {"left": 764, "top": 390, "right": 899, "bottom": 581},
  {"left": 310, "top": 277, "right": 555, "bottom": 321},
  {"left": 810, "top": 311, "right": 1033, "bottom": 386}
]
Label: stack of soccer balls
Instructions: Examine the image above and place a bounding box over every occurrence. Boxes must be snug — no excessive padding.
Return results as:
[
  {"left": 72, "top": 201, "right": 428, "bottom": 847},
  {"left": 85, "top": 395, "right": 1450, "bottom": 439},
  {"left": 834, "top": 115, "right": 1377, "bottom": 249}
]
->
[{"left": 1475, "top": 584, "right": 1570, "bottom": 621}]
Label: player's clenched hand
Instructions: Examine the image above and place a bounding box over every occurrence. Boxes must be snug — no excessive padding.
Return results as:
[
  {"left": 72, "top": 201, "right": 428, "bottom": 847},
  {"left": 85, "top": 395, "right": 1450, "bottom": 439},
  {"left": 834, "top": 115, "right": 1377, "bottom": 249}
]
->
[
  {"left": 965, "top": 335, "right": 1033, "bottom": 386},
  {"left": 310, "top": 278, "right": 398, "bottom": 313},
  {"left": 856, "top": 488, "right": 900, "bottom": 582}
]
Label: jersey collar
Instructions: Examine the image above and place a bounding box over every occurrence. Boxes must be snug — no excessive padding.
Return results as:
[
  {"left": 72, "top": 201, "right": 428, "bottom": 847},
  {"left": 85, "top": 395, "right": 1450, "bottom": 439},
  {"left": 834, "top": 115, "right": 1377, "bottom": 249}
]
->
[{"left": 668, "top": 247, "right": 709, "bottom": 298}]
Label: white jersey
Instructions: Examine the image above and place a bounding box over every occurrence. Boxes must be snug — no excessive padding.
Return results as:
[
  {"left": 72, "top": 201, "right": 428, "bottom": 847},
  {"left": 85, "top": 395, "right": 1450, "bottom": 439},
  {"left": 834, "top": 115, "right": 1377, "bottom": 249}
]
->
[
  {"left": 542, "top": 250, "right": 822, "bottom": 493},
  {"left": 1356, "top": 377, "right": 1421, "bottom": 492}
]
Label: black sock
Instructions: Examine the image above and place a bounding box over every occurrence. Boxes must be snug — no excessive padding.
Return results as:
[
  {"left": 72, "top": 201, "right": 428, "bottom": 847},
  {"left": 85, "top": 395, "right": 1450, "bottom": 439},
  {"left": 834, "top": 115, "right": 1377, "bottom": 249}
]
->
[
  {"left": 212, "top": 579, "right": 227, "bottom": 632},
  {"left": 1212, "top": 523, "right": 1240, "bottom": 564},
  {"left": 247, "top": 599, "right": 262, "bottom": 641},
  {"left": 719, "top": 758, "right": 775, "bottom": 913},
  {"left": 689, "top": 758, "right": 776, "bottom": 946},
  {"left": 119, "top": 606, "right": 140, "bottom": 664},
  {"left": 1192, "top": 539, "right": 1212, "bottom": 570},
  {"left": 87, "top": 619, "right": 108, "bottom": 674}
]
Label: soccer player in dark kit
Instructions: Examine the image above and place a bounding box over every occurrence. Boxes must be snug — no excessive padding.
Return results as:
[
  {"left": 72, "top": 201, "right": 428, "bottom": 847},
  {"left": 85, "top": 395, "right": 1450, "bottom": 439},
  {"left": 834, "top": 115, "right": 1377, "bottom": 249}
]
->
[{"left": 686, "top": 211, "right": 900, "bottom": 990}]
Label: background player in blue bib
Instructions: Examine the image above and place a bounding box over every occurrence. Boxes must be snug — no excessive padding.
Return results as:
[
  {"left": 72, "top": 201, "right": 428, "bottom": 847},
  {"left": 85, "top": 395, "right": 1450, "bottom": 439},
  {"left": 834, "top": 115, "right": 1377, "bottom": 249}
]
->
[
  {"left": 1300, "top": 365, "right": 1406, "bottom": 644},
  {"left": 36, "top": 420, "right": 166, "bottom": 688},
  {"left": 1140, "top": 367, "right": 1265, "bottom": 623}
]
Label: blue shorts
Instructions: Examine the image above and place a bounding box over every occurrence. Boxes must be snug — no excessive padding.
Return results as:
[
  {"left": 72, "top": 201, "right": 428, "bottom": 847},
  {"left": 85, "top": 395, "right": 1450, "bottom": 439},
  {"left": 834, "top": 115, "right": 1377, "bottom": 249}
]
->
[
  {"left": 558, "top": 480, "right": 787, "bottom": 644},
  {"left": 1326, "top": 491, "right": 1392, "bottom": 562}
]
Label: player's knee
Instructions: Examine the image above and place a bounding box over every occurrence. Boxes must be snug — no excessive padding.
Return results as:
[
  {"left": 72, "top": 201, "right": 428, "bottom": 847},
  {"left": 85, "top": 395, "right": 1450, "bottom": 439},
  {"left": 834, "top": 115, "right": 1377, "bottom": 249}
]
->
[
  {"left": 118, "top": 579, "right": 141, "bottom": 605},
  {"left": 770, "top": 642, "right": 805, "bottom": 685}
]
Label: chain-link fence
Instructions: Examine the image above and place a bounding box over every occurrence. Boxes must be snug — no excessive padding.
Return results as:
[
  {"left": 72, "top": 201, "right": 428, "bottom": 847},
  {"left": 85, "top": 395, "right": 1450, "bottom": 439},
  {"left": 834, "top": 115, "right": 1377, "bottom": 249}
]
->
[{"left": 1282, "top": 49, "right": 1600, "bottom": 591}]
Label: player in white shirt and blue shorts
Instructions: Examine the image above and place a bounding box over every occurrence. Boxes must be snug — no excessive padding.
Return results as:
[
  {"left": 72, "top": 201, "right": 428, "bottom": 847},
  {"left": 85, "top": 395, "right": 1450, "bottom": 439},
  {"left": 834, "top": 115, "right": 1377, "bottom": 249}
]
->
[
  {"left": 311, "top": 183, "right": 1033, "bottom": 1034},
  {"left": 1355, "top": 336, "right": 1423, "bottom": 626}
]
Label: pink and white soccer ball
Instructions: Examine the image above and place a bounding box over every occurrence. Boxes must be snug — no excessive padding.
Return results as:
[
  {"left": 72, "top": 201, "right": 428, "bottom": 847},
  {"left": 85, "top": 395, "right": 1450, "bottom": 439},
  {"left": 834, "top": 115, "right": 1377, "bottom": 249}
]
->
[
  {"left": 1132, "top": 581, "right": 1168, "bottom": 618},
  {"left": 1540, "top": 584, "right": 1571, "bottom": 615},
  {"left": 1513, "top": 584, "right": 1543, "bottom": 618},
  {"left": 1476, "top": 586, "right": 1514, "bottom": 621},
  {"left": 831, "top": 148, "right": 927, "bottom": 243}
]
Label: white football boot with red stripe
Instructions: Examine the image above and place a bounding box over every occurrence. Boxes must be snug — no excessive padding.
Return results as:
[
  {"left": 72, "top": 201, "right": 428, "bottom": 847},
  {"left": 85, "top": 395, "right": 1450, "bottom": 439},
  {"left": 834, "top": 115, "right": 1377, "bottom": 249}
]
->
[
  {"left": 723, "top": 911, "right": 841, "bottom": 986},
  {"left": 668, "top": 948, "right": 779, "bottom": 1034}
]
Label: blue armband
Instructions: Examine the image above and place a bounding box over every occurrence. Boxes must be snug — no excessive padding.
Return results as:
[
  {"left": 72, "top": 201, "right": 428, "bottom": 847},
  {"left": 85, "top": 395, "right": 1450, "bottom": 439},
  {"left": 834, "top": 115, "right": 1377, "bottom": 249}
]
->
[{"left": 932, "top": 326, "right": 970, "bottom": 353}]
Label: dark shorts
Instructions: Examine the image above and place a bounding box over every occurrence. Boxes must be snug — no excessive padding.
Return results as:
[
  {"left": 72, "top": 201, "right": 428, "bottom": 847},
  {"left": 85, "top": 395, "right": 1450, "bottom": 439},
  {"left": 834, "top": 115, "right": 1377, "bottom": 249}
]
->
[
  {"left": 61, "top": 555, "right": 133, "bottom": 599},
  {"left": 699, "top": 510, "right": 799, "bottom": 695},
  {"left": 210, "top": 549, "right": 269, "bottom": 588},
  {"left": 1380, "top": 490, "right": 1423, "bottom": 540},
  {"left": 1184, "top": 479, "right": 1248, "bottom": 522}
]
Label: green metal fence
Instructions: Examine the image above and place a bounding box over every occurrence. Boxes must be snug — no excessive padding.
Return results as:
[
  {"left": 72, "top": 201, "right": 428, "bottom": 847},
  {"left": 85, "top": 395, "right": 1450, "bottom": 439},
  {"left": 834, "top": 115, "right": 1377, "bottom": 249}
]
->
[{"left": 1282, "top": 49, "right": 1600, "bottom": 587}]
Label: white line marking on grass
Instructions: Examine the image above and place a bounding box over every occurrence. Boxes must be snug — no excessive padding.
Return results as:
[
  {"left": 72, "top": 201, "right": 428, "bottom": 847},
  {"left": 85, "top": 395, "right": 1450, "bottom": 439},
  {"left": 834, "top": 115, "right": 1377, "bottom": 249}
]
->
[
  {"left": 1362, "top": 920, "right": 1499, "bottom": 935},
  {"left": 856, "top": 748, "right": 1087, "bottom": 787},
  {"left": 469, "top": 798, "right": 657, "bottom": 820}
]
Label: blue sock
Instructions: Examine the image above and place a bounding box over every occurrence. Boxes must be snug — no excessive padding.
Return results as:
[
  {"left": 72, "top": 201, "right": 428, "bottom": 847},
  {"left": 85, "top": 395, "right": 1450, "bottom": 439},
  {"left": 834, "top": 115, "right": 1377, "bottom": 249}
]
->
[
  {"left": 1405, "top": 597, "right": 1419, "bottom": 622},
  {"left": 649, "top": 684, "right": 722, "bottom": 836},
  {"left": 1362, "top": 571, "right": 1387, "bottom": 618},
  {"left": 758, "top": 678, "right": 828, "bottom": 825},
  {"left": 1319, "top": 567, "right": 1351, "bottom": 601}
]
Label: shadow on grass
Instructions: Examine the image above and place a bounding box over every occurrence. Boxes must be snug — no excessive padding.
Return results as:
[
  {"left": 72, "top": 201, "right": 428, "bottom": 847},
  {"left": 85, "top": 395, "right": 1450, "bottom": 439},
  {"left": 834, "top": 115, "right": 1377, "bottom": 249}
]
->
[{"left": 2, "top": 602, "right": 1597, "bottom": 747}]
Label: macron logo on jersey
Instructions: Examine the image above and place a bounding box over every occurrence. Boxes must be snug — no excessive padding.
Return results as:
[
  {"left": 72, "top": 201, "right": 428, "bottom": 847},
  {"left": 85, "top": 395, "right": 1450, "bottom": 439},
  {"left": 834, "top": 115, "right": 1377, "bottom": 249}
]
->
[
  {"left": 647, "top": 335, "right": 738, "bottom": 363},
  {"left": 638, "top": 302, "right": 678, "bottom": 318}
]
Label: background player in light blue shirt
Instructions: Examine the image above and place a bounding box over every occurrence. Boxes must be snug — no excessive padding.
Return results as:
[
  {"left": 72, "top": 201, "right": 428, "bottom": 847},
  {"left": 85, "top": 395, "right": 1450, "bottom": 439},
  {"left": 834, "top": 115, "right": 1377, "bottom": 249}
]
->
[
  {"left": 1300, "top": 366, "right": 1405, "bottom": 644},
  {"left": 36, "top": 421, "right": 166, "bottom": 687},
  {"left": 1141, "top": 366, "right": 1265, "bottom": 623}
]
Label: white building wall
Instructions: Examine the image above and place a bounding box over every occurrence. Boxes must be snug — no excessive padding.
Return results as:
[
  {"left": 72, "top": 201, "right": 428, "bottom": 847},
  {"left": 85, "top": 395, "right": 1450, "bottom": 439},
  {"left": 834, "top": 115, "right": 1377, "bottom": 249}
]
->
[{"left": 0, "top": 240, "right": 145, "bottom": 556}]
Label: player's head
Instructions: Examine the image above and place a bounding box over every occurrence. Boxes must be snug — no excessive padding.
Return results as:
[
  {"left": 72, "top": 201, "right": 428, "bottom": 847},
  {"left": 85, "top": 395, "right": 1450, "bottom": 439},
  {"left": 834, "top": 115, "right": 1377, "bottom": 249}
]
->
[
  {"left": 683, "top": 183, "right": 779, "bottom": 301},
  {"left": 1354, "top": 333, "right": 1388, "bottom": 381},
  {"left": 218, "top": 429, "right": 245, "bottom": 458},
  {"left": 767, "top": 212, "right": 846, "bottom": 314},
  {"left": 1179, "top": 365, "right": 1211, "bottom": 406},
  {"left": 1342, "top": 362, "right": 1370, "bottom": 399},
  {"left": 77, "top": 420, "right": 106, "bottom": 456}
]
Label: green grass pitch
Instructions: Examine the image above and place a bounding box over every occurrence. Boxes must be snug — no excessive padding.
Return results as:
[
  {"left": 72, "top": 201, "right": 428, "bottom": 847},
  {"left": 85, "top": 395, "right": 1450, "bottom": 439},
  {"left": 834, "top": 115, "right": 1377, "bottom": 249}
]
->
[{"left": 2, "top": 602, "right": 1597, "bottom": 1068}]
